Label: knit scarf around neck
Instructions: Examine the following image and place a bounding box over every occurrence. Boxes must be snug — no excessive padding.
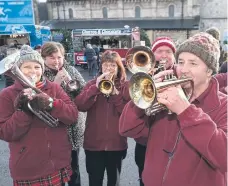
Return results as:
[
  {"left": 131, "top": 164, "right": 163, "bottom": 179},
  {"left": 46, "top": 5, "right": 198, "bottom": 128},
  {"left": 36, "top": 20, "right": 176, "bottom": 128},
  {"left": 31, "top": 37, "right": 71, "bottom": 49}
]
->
[{"left": 35, "top": 77, "right": 47, "bottom": 89}]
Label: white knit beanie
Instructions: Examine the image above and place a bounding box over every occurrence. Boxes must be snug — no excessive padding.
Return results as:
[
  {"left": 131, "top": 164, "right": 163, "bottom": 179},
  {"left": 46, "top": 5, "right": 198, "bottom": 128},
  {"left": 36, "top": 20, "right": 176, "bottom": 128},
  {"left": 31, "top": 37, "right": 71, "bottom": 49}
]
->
[{"left": 17, "top": 45, "right": 45, "bottom": 72}]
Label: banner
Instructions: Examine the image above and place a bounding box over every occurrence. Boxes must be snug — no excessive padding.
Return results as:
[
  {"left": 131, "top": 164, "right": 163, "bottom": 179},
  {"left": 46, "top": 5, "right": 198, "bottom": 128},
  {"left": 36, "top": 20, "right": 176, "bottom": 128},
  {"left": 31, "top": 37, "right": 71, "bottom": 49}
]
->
[
  {"left": 72, "top": 28, "right": 132, "bottom": 37},
  {"left": 0, "top": 0, "right": 34, "bottom": 25}
]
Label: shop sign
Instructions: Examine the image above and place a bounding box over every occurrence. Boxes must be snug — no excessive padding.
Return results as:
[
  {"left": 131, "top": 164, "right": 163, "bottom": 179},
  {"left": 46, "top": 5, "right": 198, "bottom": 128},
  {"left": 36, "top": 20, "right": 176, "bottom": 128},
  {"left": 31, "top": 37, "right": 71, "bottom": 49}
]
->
[{"left": 0, "top": 0, "right": 34, "bottom": 25}]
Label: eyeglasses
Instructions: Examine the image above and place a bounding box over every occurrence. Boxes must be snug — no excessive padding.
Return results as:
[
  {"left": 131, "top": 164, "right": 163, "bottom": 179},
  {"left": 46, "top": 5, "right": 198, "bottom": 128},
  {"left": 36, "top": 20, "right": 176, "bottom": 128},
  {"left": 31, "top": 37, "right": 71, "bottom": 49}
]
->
[{"left": 102, "top": 63, "right": 117, "bottom": 69}]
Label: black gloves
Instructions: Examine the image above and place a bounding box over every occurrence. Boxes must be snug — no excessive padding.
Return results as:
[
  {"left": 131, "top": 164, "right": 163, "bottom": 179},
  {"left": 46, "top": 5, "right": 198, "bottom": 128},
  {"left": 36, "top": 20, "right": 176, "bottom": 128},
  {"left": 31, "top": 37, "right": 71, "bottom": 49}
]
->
[
  {"left": 14, "top": 91, "right": 31, "bottom": 113},
  {"left": 29, "top": 93, "right": 54, "bottom": 111}
]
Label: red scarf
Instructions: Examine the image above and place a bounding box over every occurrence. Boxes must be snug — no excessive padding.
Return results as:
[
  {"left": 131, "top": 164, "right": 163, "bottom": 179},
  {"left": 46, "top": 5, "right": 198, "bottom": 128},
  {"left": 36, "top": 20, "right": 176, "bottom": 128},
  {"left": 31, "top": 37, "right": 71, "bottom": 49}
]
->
[{"left": 35, "top": 78, "right": 47, "bottom": 89}]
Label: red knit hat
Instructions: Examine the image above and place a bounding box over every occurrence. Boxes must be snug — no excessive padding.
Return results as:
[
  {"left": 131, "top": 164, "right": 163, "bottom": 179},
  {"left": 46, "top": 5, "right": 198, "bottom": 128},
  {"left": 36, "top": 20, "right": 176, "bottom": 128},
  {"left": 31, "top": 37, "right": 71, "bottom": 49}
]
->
[{"left": 151, "top": 37, "right": 176, "bottom": 53}]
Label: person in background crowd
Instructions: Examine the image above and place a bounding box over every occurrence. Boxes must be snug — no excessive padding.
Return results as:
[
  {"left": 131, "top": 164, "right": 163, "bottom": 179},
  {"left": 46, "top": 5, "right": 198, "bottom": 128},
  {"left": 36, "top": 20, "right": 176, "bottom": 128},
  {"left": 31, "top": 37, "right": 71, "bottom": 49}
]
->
[
  {"left": 119, "top": 32, "right": 227, "bottom": 186},
  {"left": 0, "top": 52, "right": 5, "bottom": 80},
  {"left": 13, "top": 40, "right": 19, "bottom": 49},
  {"left": 215, "top": 52, "right": 227, "bottom": 94},
  {"left": 219, "top": 61, "right": 227, "bottom": 74},
  {"left": 41, "top": 41, "right": 86, "bottom": 186},
  {"left": 0, "top": 45, "right": 78, "bottom": 186},
  {"left": 75, "top": 50, "right": 129, "bottom": 186},
  {"left": 84, "top": 44, "right": 97, "bottom": 77},
  {"left": 205, "top": 27, "right": 228, "bottom": 94},
  {"left": 218, "top": 52, "right": 227, "bottom": 74},
  {"left": 205, "top": 27, "right": 225, "bottom": 67},
  {"left": 93, "top": 44, "right": 100, "bottom": 69},
  {"left": 214, "top": 71, "right": 227, "bottom": 94},
  {"left": 34, "top": 45, "right": 42, "bottom": 54}
]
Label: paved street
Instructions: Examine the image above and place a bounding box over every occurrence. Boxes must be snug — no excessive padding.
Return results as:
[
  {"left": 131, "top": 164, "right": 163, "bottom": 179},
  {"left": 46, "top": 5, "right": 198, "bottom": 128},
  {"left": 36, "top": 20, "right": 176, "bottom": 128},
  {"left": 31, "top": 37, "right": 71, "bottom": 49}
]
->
[{"left": 0, "top": 67, "right": 139, "bottom": 186}]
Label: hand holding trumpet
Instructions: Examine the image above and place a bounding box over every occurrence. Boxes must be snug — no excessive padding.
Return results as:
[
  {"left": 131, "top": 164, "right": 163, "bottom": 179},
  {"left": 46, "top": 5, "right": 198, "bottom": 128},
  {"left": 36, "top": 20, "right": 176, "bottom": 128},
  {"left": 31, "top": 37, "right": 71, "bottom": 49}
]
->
[
  {"left": 54, "top": 68, "right": 71, "bottom": 85},
  {"left": 152, "top": 70, "right": 191, "bottom": 115},
  {"left": 96, "top": 72, "right": 119, "bottom": 96},
  {"left": 157, "top": 85, "right": 190, "bottom": 115}
]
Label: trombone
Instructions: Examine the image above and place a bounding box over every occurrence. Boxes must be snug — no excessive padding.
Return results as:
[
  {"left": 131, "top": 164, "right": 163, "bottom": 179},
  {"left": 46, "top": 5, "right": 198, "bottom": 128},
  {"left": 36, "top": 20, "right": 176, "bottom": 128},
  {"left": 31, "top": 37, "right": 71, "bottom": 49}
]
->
[{"left": 125, "top": 46, "right": 193, "bottom": 116}]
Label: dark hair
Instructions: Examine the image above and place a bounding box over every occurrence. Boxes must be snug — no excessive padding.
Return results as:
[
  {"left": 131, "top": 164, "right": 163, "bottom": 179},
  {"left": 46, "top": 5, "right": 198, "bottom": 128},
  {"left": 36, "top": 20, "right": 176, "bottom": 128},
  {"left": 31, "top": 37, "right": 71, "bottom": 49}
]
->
[
  {"left": 41, "top": 42, "right": 60, "bottom": 58},
  {"left": 219, "top": 61, "right": 227, "bottom": 73},
  {"left": 100, "top": 50, "right": 127, "bottom": 82},
  {"left": 34, "top": 45, "right": 41, "bottom": 50}
]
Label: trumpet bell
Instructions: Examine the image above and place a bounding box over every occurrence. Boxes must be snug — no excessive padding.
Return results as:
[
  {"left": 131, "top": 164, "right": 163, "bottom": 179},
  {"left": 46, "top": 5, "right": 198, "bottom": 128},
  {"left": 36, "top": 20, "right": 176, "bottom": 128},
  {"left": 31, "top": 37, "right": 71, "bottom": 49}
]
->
[
  {"left": 126, "top": 46, "right": 155, "bottom": 74},
  {"left": 129, "top": 72, "right": 156, "bottom": 109},
  {"left": 98, "top": 80, "right": 114, "bottom": 96},
  {"left": 66, "top": 79, "right": 80, "bottom": 92},
  {"left": 129, "top": 72, "right": 193, "bottom": 113},
  {"left": 0, "top": 51, "right": 20, "bottom": 75}
]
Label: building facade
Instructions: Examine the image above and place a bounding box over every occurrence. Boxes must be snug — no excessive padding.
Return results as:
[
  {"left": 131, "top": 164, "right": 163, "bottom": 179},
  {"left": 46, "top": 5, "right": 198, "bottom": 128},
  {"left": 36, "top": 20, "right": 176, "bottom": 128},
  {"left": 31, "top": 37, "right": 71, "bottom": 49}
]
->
[
  {"left": 199, "top": 0, "right": 227, "bottom": 43},
  {"left": 43, "top": 0, "right": 202, "bottom": 43}
]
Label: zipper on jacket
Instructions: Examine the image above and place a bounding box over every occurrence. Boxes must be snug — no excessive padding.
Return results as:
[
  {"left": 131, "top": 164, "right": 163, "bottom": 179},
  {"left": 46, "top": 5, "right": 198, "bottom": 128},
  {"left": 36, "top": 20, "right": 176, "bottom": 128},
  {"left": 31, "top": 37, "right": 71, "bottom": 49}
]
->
[
  {"left": 162, "top": 131, "right": 181, "bottom": 185},
  {"left": 162, "top": 153, "right": 174, "bottom": 185},
  {"left": 105, "top": 102, "right": 109, "bottom": 151},
  {"left": 45, "top": 128, "right": 55, "bottom": 169}
]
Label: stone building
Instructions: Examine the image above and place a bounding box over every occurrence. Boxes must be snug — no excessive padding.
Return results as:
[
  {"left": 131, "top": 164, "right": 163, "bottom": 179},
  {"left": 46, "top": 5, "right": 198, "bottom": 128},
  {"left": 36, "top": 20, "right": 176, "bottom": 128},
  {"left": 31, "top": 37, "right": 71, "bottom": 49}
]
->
[
  {"left": 41, "top": 0, "right": 201, "bottom": 43},
  {"left": 199, "top": 0, "right": 227, "bottom": 43}
]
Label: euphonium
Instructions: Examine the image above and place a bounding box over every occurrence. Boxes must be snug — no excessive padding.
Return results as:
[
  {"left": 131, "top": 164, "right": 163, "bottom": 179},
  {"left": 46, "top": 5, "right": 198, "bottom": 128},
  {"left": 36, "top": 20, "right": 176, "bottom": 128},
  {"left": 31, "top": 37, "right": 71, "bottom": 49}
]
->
[
  {"left": 98, "top": 73, "right": 115, "bottom": 97},
  {"left": 0, "top": 52, "right": 59, "bottom": 128},
  {"left": 126, "top": 46, "right": 155, "bottom": 74},
  {"left": 125, "top": 46, "right": 193, "bottom": 116}
]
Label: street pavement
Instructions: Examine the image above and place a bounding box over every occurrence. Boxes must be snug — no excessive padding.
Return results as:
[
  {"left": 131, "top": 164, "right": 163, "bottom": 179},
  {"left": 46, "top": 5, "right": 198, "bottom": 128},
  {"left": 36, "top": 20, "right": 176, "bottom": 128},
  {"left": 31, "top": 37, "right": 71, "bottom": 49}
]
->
[{"left": 0, "top": 67, "right": 140, "bottom": 186}]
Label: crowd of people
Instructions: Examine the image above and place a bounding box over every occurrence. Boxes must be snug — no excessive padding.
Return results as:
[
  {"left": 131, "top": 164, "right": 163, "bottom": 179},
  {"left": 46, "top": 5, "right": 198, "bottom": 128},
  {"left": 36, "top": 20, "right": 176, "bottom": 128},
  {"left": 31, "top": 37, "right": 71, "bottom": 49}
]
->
[{"left": 0, "top": 26, "right": 227, "bottom": 186}]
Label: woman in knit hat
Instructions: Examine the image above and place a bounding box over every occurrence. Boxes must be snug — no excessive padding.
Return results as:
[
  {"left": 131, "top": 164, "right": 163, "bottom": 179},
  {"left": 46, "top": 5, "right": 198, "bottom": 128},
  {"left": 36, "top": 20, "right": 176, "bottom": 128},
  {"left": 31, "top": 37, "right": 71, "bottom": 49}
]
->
[
  {"left": 41, "top": 41, "right": 86, "bottom": 186},
  {"left": 119, "top": 32, "right": 227, "bottom": 186},
  {"left": 0, "top": 45, "right": 78, "bottom": 186}
]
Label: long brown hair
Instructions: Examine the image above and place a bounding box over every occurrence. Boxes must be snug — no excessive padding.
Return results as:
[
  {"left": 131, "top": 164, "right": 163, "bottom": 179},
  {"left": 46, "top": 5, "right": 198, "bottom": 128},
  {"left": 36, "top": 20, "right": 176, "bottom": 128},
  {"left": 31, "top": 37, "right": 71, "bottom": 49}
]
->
[{"left": 100, "top": 50, "right": 127, "bottom": 82}]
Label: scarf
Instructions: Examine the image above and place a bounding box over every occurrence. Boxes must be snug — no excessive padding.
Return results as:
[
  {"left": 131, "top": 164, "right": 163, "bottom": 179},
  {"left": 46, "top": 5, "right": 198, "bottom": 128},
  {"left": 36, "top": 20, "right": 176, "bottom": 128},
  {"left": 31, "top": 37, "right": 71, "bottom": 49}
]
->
[{"left": 35, "top": 77, "right": 47, "bottom": 90}]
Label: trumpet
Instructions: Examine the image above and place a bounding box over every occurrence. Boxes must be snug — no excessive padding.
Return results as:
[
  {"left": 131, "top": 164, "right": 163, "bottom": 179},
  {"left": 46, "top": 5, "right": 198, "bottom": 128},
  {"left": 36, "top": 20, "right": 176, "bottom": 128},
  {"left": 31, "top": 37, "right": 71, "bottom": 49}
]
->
[
  {"left": 60, "top": 67, "right": 80, "bottom": 92},
  {"left": 0, "top": 52, "right": 59, "bottom": 128},
  {"left": 98, "top": 73, "right": 115, "bottom": 97},
  {"left": 129, "top": 72, "right": 193, "bottom": 115},
  {"left": 126, "top": 46, "right": 193, "bottom": 116}
]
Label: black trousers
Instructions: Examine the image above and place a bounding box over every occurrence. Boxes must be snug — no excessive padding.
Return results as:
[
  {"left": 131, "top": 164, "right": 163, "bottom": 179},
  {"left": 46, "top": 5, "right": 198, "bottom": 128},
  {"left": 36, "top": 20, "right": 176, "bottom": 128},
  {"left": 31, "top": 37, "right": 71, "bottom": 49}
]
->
[
  {"left": 85, "top": 150, "right": 127, "bottom": 186},
  {"left": 67, "top": 149, "right": 81, "bottom": 186},
  {"left": 135, "top": 143, "right": 147, "bottom": 186}
]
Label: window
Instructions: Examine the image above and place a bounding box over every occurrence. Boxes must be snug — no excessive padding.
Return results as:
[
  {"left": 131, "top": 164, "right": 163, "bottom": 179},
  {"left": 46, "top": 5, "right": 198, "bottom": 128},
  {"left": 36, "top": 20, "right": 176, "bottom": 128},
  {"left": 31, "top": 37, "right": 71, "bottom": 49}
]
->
[
  {"left": 69, "top": 8, "right": 73, "bottom": 19},
  {"left": 168, "top": 5, "right": 174, "bottom": 17},
  {"left": 135, "top": 6, "right": 141, "bottom": 18},
  {"left": 103, "top": 7, "right": 108, "bottom": 18}
]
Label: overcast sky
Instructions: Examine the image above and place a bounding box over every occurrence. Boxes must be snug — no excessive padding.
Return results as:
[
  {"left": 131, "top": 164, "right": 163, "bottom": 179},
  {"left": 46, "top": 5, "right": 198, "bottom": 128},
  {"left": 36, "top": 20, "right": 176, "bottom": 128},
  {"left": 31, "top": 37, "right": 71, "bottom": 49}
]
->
[{"left": 37, "top": 0, "right": 47, "bottom": 2}]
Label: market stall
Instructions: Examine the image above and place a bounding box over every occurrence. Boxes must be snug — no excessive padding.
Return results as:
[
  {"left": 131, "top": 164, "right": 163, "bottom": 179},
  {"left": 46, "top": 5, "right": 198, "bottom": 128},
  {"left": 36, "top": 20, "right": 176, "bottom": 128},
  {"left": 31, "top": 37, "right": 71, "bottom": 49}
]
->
[{"left": 72, "top": 28, "right": 133, "bottom": 66}]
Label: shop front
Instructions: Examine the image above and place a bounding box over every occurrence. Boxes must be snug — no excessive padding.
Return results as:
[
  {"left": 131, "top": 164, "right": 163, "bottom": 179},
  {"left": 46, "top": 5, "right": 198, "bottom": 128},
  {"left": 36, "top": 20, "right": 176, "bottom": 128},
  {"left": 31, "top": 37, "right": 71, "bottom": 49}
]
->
[
  {"left": 0, "top": 0, "right": 51, "bottom": 52},
  {"left": 72, "top": 28, "right": 133, "bottom": 66}
]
